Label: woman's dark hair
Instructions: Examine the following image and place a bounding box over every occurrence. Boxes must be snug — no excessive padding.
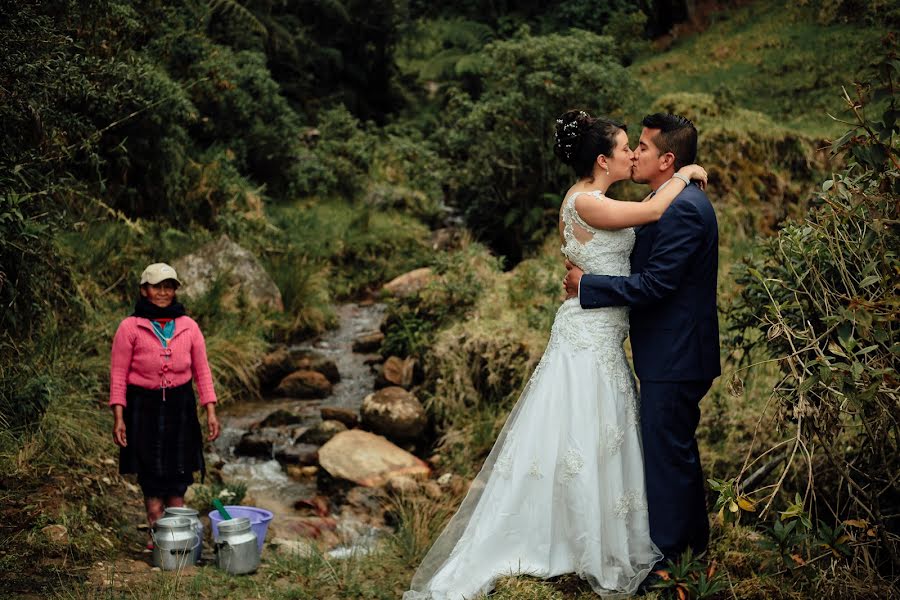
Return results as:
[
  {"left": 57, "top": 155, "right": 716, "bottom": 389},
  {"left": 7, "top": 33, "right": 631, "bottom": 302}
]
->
[
  {"left": 641, "top": 113, "right": 697, "bottom": 170},
  {"left": 554, "top": 110, "right": 626, "bottom": 179}
]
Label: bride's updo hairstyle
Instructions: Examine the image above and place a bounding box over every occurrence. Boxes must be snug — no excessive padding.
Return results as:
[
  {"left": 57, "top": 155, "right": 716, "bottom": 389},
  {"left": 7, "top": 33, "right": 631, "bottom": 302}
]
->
[{"left": 554, "top": 110, "right": 626, "bottom": 180}]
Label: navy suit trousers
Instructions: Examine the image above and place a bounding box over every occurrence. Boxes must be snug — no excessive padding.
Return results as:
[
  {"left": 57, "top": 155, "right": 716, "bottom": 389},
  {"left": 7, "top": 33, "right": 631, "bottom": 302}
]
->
[{"left": 640, "top": 379, "right": 712, "bottom": 563}]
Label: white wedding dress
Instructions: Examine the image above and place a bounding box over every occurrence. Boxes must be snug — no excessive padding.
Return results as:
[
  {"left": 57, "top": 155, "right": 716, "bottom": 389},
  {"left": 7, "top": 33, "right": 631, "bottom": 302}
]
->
[{"left": 403, "top": 191, "right": 662, "bottom": 600}]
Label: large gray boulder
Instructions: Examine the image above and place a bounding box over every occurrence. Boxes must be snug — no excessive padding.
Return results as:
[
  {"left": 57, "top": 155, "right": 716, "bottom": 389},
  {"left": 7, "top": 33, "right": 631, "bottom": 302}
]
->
[
  {"left": 360, "top": 386, "right": 427, "bottom": 441},
  {"left": 317, "top": 430, "right": 430, "bottom": 487},
  {"left": 173, "top": 235, "right": 283, "bottom": 311}
]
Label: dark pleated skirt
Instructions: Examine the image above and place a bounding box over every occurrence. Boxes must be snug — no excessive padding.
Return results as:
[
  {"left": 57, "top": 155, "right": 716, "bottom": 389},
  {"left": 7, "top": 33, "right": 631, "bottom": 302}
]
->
[{"left": 119, "top": 381, "right": 205, "bottom": 498}]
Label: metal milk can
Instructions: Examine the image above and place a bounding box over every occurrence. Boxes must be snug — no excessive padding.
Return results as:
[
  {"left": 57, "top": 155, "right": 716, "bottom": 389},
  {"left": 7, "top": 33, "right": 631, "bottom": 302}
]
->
[
  {"left": 163, "top": 506, "right": 204, "bottom": 564},
  {"left": 215, "top": 517, "right": 260, "bottom": 575},
  {"left": 152, "top": 516, "right": 200, "bottom": 571}
]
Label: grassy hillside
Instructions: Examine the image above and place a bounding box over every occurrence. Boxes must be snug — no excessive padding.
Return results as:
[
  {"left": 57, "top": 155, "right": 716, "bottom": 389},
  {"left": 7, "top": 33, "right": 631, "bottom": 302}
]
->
[{"left": 629, "top": 0, "right": 888, "bottom": 137}]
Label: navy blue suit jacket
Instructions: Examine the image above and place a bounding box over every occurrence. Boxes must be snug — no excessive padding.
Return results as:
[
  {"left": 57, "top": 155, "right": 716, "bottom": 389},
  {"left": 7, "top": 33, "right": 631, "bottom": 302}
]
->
[{"left": 579, "top": 184, "right": 721, "bottom": 382}]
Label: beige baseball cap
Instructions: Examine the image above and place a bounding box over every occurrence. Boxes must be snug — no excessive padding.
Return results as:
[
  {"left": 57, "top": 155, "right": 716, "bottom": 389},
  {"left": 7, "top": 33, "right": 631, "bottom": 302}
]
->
[{"left": 140, "top": 263, "right": 182, "bottom": 286}]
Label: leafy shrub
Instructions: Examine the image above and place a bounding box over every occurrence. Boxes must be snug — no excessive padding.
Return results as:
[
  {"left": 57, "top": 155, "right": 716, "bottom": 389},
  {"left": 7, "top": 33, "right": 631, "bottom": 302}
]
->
[
  {"left": 363, "top": 127, "right": 452, "bottom": 226},
  {"left": 725, "top": 49, "right": 899, "bottom": 573},
  {"left": 294, "top": 105, "right": 375, "bottom": 199},
  {"left": 381, "top": 239, "right": 498, "bottom": 357},
  {"left": 396, "top": 17, "right": 495, "bottom": 91},
  {"left": 175, "top": 43, "right": 306, "bottom": 197},
  {"left": 436, "top": 29, "right": 640, "bottom": 263},
  {"left": 505, "top": 238, "right": 564, "bottom": 332},
  {"left": 189, "top": 481, "right": 248, "bottom": 514}
]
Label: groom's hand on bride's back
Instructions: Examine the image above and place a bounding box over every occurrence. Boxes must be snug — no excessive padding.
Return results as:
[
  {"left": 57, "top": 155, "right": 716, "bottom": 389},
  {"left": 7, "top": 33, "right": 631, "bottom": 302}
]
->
[{"left": 563, "top": 260, "right": 583, "bottom": 299}]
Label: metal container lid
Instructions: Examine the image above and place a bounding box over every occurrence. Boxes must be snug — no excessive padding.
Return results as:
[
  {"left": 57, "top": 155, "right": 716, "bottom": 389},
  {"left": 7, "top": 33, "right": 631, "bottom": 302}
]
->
[
  {"left": 218, "top": 517, "right": 252, "bottom": 534},
  {"left": 155, "top": 516, "right": 192, "bottom": 530},
  {"left": 164, "top": 507, "right": 199, "bottom": 518}
]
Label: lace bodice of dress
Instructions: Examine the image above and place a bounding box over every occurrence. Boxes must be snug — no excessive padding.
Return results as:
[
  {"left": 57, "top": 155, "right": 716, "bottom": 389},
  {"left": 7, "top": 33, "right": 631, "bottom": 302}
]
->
[
  {"left": 560, "top": 190, "right": 635, "bottom": 277},
  {"left": 542, "top": 191, "right": 636, "bottom": 367}
]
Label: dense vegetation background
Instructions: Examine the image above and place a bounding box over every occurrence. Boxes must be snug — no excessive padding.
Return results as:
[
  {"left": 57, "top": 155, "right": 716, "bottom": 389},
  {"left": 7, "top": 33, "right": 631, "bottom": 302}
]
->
[{"left": 1, "top": 0, "right": 897, "bottom": 597}]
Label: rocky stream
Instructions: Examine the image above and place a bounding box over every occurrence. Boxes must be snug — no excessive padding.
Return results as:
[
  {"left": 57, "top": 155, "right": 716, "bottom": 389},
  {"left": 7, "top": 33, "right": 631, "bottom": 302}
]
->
[{"left": 203, "top": 295, "right": 445, "bottom": 559}]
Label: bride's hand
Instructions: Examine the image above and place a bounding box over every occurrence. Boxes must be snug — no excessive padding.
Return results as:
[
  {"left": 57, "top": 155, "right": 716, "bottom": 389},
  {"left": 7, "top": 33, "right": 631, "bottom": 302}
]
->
[{"left": 677, "top": 164, "right": 708, "bottom": 190}]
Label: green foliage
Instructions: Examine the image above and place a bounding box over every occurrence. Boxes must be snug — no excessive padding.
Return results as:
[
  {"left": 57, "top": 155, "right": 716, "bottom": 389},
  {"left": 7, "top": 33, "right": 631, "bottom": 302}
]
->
[
  {"left": 726, "top": 48, "right": 899, "bottom": 570},
  {"left": 438, "top": 29, "right": 640, "bottom": 262},
  {"left": 0, "top": 192, "right": 74, "bottom": 339},
  {"left": 210, "top": 0, "right": 406, "bottom": 120},
  {"left": 364, "top": 126, "right": 452, "bottom": 226},
  {"left": 397, "top": 18, "right": 495, "bottom": 87},
  {"left": 383, "top": 491, "right": 459, "bottom": 568},
  {"left": 506, "top": 240, "right": 564, "bottom": 332},
  {"left": 267, "top": 252, "right": 337, "bottom": 341},
  {"left": 381, "top": 240, "right": 498, "bottom": 357},
  {"left": 425, "top": 316, "right": 543, "bottom": 432},
  {"left": 707, "top": 477, "right": 757, "bottom": 526},
  {"left": 267, "top": 199, "right": 433, "bottom": 301},
  {"left": 294, "top": 105, "right": 374, "bottom": 199},
  {"left": 631, "top": 0, "right": 886, "bottom": 137},
  {"left": 800, "top": 0, "right": 900, "bottom": 28},
  {"left": 651, "top": 548, "right": 727, "bottom": 600},
  {"left": 174, "top": 42, "right": 306, "bottom": 197},
  {"left": 188, "top": 481, "right": 248, "bottom": 513}
]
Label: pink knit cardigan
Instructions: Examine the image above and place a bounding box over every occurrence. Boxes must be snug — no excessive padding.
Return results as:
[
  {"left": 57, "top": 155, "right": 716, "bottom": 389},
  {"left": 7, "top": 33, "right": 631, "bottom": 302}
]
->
[{"left": 109, "top": 315, "right": 217, "bottom": 407}]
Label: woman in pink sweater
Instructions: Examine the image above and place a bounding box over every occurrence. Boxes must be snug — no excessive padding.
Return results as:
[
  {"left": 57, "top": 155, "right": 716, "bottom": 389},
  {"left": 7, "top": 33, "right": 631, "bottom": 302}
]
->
[{"left": 110, "top": 263, "right": 220, "bottom": 542}]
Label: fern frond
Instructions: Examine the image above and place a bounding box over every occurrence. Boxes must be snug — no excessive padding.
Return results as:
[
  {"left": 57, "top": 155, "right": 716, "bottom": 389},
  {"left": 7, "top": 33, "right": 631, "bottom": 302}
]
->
[{"left": 208, "top": 0, "right": 267, "bottom": 36}]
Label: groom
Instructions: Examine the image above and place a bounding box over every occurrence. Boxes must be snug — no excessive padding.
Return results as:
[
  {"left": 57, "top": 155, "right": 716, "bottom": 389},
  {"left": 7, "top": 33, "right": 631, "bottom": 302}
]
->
[{"left": 564, "top": 113, "right": 720, "bottom": 572}]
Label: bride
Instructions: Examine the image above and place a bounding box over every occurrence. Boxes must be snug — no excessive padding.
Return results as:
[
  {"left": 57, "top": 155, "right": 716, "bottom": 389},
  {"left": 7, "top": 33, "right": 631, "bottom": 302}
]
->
[{"left": 403, "top": 110, "right": 708, "bottom": 599}]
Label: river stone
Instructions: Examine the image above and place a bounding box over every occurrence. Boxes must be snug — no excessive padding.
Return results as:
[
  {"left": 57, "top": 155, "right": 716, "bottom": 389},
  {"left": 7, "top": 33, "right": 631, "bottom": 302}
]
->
[
  {"left": 297, "top": 420, "right": 347, "bottom": 445},
  {"left": 360, "top": 386, "right": 427, "bottom": 441},
  {"left": 382, "top": 267, "right": 433, "bottom": 297},
  {"left": 363, "top": 356, "right": 383, "bottom": 367},
  {"left": 257, "top": 346, "right": 294, "bottom": 391},
  {"left": 352, "top": 331, "right": 384, "bottom": 353},
  {"left": 320, "top": 406, "right": 359, "bottom": 428},
  {"left": 256, "top": 409, "right": 303, "bottom": 429},
  {"left": 291, "top": 352, "right": 341, "bottom": 383},
  {"left": 377, "top": 356, "right": 416, "bottom": 389},
  {"left": 172, "top": 234, "right": 283, "bottom": 312},
  {"left": 318, "top": 430, "right": 430, "bottom": 487},
  {"left": 235, "top": 432, "right": 276, "bottom": 458},
  {"left": 275, "top": 370, "right": 332, "bottom": 399},
  {"left": 275, "top": 443, "right": 319, "bottom": 466}
]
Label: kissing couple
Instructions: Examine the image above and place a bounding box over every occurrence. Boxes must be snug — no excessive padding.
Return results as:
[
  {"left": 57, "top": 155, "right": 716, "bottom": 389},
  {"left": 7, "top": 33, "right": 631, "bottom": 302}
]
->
[{"left": 405, "top": 111, "right": 721, "bottom": 599}]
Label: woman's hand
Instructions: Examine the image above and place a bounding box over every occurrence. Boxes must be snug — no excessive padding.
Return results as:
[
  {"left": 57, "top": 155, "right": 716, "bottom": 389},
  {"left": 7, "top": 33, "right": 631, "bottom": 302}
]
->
[
  {"left": 112, "top": 407, "right": 127, "bottom": 447},
  {"left": 677, "top": 164, "right": 708, "bottom": 190},
  {"left": 206, "top": 405, "right": 220, "bottom": 442}
]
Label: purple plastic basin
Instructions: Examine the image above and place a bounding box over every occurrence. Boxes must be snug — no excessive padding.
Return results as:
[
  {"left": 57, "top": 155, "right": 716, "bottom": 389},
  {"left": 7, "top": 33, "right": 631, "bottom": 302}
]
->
[{"left": 209, "top": 506, "right": 273, "bottom": 552}]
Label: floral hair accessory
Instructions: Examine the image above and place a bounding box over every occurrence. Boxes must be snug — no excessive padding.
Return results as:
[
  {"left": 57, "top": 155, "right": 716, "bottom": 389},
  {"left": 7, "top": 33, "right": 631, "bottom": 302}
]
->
[{"left": 555, "top": 110, "right": 589, "bottom": 163}]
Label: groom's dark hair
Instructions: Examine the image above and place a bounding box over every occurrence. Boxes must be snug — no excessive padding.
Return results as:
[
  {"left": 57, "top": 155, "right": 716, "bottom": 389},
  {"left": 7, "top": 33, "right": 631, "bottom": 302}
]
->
[{"left": 642, "top": 113, "right": 697, "bottom": 170}]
